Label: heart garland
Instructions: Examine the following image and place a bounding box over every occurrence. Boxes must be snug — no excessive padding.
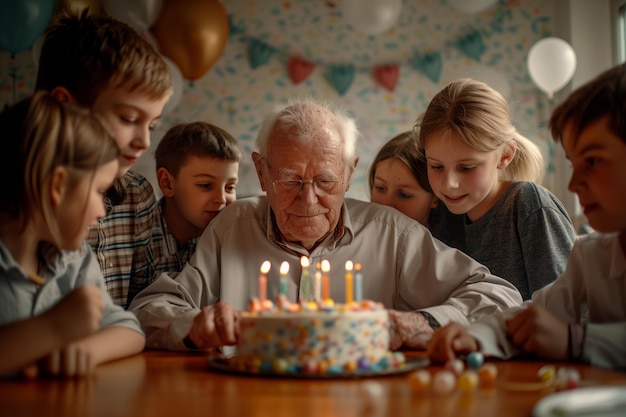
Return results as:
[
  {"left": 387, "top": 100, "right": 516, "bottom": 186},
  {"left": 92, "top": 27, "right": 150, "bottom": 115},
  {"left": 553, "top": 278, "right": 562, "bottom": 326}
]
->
[
  {"left": 373, "top": 64, "right": 399, "bottom": 92},
  {"left": 456, "top": 30, "right": 486, "bottom": 62},
  {"left": 287, "top": 56, "right": 316, "bottom": 84},
  {"left": 248, "top": 38, "right": 275, "bottom": 69},
  {"left": 408, "top": 51, "right": 443, "bottom": 84},
  {"left": 243, "top": 32, "right": 484, "bottom": 94},
  {"left": 325, "top": 64, "right": 355, "bottom": 95}
]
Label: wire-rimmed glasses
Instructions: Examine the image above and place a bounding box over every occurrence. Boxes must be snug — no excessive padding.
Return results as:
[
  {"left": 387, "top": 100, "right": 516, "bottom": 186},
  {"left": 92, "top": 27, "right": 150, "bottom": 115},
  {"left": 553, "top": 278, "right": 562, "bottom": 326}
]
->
[{"left": 272, "top": 178, "right": 344, "bottom": 196}]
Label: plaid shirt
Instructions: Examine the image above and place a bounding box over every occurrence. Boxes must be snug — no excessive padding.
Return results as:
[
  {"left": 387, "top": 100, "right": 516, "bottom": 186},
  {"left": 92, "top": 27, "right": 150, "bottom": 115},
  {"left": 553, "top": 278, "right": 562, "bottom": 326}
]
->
[
  {"left": 87, "top": 170, "right": 155, "bottom": 309},
  {"left": 144, "top": 197, "right": 197, "bottom": 284}
]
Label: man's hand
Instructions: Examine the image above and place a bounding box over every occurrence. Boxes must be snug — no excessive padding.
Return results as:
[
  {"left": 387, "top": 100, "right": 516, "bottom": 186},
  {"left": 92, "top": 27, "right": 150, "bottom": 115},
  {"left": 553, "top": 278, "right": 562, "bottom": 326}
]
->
[
  {"left": 427, "top": 322, "right": 478, "bottom": 363},
  {"left": 505, "top": 305, "right": 568, "bottom": 360},
  {"left": 187, "top": 301, "right": 240, "bottom": 349},
  {"left": 387, "top": 310, "right": 434, "bottom": 350}
]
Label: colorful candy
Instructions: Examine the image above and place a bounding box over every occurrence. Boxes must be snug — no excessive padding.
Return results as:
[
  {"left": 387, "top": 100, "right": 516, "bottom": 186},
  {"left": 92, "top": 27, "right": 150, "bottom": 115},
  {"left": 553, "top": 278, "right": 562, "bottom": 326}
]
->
[
  {"left": 466, "top": 352, "right": 484, "bottom": 369},
  {"left": 537, "top": 364, "right": 556, "bottom": 383},
  {"left": 478, "top": 363, "right": 498, "bottom": 387},
  {"left": 408, "top": 359, "right": 498, "bottom": 394},
  {"left": 432, "top": 370, "right": 457, "bottom": 395},
  {"left": 457, "top": 370, "right": 479, "bottom": 392},
  {"left": 408, "top": 369, "right": 431, "bottom": 392},
  {"left": 444, "top": 358, "right": 465, "bottom": 375},
  {"left": 554, "top": 367, "right": 580, "bottom": 391}
]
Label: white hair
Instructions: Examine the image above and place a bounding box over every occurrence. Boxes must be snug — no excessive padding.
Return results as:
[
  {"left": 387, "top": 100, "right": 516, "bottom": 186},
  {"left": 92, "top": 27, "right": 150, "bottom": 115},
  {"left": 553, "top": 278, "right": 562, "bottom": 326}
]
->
[{"left": 255, "top": 97, "right": 359, "bottom": 165}]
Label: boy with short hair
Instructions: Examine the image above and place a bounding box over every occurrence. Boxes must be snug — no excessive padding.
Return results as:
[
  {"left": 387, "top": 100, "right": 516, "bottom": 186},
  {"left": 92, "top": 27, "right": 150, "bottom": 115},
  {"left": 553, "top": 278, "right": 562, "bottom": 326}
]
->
[
  {"left": 149, "top": 122, "right": 241, "bottom": 277},
  {"left": 36, "top": 9, "right": 173, "bottom": 308},
  {"left": 427, "top": 63, "right": 626, "bottom": 370}
]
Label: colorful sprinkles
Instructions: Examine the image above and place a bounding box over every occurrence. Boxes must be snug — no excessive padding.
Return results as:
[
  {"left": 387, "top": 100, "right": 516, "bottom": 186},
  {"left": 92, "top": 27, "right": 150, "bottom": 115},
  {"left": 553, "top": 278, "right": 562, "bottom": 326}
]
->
[{"left": 234, "top": 296, "right": 406, "bottom": 375}]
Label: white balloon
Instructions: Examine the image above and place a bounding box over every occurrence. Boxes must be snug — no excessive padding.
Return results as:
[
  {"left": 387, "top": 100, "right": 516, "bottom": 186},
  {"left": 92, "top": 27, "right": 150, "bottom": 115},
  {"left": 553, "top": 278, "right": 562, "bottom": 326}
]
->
[
  {"left": 527, "top": 37, "right": 577, "bottom": 97},
  {"left": 446, "top": 0, "right": 498, "bottom": 14},
  {"left": 342, "top": 0, "right": 403, "bottom": 35},
  {"left": 161, "top": 55, "right": 184, "bottom": 115},
  {"left": 102, "top": 0, "right": 163, "bottom": 31}
]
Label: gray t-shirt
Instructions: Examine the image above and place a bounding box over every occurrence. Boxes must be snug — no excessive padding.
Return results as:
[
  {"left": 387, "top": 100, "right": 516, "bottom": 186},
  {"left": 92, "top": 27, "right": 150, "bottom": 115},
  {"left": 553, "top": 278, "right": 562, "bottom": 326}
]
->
[{"left": 428, "top": 181, "right": 576, "bottom": 300}]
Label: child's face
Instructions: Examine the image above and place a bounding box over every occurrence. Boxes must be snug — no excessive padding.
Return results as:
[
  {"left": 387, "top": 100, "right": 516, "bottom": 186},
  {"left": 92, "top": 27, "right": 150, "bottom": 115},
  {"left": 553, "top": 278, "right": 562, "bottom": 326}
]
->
[
  {"left": 424, "top": 134, "right": 506, "bottom": 222},
  {"left": 563, "top": 116, "right": 626, "bottom": 233},
  {"left": 370, "top": 157, "right": 437, "bottom": 226},
  {"left": 91, "top": 85, "right": 168, "bottom": 178},
  {"left": 167, "top": 156, "right": 239, "bottom": 236},
  {"left": 56, "top": 160, "right": 119, "bottom": 251}
]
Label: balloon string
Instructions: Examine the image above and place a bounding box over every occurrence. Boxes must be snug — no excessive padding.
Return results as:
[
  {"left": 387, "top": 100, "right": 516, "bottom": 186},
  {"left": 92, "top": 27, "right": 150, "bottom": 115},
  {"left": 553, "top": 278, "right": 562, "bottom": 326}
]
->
[{"left": 10, "top": 53, "right": 16, "bottom": 105}]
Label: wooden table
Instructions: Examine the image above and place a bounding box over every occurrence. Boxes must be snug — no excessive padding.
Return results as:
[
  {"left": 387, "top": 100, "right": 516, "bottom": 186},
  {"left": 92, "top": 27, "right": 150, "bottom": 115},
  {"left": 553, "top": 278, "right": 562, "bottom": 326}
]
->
[{"left": 2, "top": 350, "right": 626, "bottom": 417}]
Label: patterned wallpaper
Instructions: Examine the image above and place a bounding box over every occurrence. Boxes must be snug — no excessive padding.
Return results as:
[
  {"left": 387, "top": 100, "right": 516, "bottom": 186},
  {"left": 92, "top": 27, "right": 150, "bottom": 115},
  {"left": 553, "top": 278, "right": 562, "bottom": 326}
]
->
[{"left": 0, "top": 0, "right": 558, "bottom": 200}]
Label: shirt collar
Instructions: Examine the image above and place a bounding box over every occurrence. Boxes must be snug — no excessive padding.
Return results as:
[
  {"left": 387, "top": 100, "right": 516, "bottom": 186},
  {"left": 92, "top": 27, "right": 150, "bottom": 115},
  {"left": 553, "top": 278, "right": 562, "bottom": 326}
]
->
[
  {"left": 0, "top": 239, "right": 83, "bottom": 282},
  {"left": 265, "top": 199, "right": 353, "bottom": 254}
]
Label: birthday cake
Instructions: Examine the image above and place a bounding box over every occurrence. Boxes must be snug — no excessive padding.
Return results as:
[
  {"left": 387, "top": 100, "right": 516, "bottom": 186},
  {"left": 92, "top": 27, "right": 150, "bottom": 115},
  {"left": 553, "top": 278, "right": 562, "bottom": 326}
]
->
[{"left": 231, "top": 297, "right": 405, "bottom": 375}]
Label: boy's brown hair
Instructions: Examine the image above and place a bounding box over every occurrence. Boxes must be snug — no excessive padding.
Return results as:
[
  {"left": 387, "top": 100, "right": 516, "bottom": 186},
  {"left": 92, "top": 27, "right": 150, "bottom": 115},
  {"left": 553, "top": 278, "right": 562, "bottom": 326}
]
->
[
  {"left": 156, "top": 122, "right": 241, "bottom": 177},
  {"left": 36, "top": 8, "right": 172, "bottom": 106},
  {"left": 550, "top": 63, "right": 626, "bottom": 145}
]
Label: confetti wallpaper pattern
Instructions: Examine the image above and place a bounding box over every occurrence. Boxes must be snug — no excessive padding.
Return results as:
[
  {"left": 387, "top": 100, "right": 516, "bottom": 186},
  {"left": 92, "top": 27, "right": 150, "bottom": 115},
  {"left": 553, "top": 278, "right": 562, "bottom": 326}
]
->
[{"left": 0, "top": 0, "right": 559, "bottom": 201}]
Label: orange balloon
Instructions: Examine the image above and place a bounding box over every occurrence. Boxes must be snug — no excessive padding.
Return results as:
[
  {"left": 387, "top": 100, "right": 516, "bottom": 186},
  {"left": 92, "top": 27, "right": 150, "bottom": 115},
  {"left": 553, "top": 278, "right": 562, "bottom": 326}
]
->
[
  {"left": 59, "top": 0, "right": 102, "bottom": 15},
  {"left": 152, "top": 0, "right": 228, "bottom": 81}
]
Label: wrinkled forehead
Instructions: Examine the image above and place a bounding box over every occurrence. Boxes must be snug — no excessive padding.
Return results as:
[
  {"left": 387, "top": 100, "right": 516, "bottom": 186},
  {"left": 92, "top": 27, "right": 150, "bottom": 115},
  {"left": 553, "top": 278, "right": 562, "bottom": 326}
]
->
[
  {"left": 266, "top": 114, "right": 344, "bottom": 162},
  {"left": 264, "top": 133, "right": 344, "bottom": 180}
]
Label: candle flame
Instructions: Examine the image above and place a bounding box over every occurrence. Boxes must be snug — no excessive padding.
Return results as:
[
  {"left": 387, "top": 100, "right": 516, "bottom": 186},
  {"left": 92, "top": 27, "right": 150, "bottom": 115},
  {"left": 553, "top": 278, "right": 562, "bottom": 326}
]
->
[
  {"left": 355, "top": 263, "right": 362, "bottom": 271},
  {"left": 345, "top": 260, "right": 353, "bottom": 271},
  {"left": 280, "top": 261, "right": 290, "bottom": 275},
  {"left": 321, "top": 259, "right": 330, "bottom": 273},
  {"left": 260, "top": 260, "right": 271, "bottom": 274},
  {"left": 300, "top": 256, "right": 310, "bottom": 268}
]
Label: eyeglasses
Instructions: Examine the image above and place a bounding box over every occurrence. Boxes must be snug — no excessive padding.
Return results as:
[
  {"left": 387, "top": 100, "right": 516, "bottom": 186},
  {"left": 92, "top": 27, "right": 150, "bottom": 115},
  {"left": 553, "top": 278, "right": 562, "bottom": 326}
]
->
[{"left": 272, "top": 179, "right": 344, "bottom": 196}]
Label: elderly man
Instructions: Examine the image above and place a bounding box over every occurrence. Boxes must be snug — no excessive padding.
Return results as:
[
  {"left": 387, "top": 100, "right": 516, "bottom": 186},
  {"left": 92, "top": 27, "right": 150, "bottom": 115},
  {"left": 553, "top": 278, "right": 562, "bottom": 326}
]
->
[{"left": 129, "top": 99, "right": 522, "bottom": 352}]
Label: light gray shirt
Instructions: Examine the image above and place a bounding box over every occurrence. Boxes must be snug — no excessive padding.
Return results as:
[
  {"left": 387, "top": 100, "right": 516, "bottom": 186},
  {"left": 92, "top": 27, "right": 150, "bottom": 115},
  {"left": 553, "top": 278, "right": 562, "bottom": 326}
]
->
[
  {"left": 428, "top": 181, "right": 576, "bottom": 300},
  {"left": 468, "top": 232, "right": 626, "bottom": 370},
  {"left": 0, "top": 240, "right": 143, "bottom": 334},
  {"left": 130, "top": 197, "right": 523, "bottom": 351}
]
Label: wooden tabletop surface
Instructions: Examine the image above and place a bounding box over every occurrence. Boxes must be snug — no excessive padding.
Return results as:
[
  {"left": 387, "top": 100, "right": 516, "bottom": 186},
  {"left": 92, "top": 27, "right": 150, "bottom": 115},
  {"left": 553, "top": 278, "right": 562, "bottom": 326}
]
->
[{"left": 2, "top": 350, "right": 626, "bottom": 417}]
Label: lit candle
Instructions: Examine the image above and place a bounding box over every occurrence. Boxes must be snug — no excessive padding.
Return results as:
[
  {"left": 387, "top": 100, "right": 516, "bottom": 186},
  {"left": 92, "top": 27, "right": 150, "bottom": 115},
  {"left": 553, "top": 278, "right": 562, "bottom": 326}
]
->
[
  {"left": 321, "top": 260, "right": 331, "bottom": 302},
  {"left": 354, "top": 263, "right": 363, "bottom": 303},
  {"left": 279, "top": 261, "right": 290, "bottom": 296},
  {"left": 259, "top": 260, "right": 271, "bottom": 303},
  {"left": 314, "top": 262, "right": 322, "bottom": 303},
  {"left": 345, "top": 260, "right": 354, "bottom": 305},
  {"left": 300, "top": 256, "right": 311, "bottom": 302}
]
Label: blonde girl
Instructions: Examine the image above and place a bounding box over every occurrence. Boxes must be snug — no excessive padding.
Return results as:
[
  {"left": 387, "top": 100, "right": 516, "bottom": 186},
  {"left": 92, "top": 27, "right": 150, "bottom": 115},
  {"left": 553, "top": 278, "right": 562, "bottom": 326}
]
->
[
  {"left": 0, "top": 92, "right": 144, "bottom": 378},
  {"left": 417, "top": 78, "right": 576, "bottom": 300}
]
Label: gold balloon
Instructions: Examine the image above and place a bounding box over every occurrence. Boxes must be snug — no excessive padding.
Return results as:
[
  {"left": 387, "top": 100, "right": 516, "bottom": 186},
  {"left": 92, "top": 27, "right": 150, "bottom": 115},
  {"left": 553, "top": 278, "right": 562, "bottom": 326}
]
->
[
  {"left": 58, "top": 0, "right": 102, "bottom": 15},
  {"left": 152, "top": 0, "right": 229, "bottom": 81}
]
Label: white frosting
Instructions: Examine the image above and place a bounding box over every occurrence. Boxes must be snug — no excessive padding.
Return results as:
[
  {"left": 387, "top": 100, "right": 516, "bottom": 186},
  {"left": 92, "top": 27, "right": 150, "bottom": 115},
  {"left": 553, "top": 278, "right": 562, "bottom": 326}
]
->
[{"left": 236, "top": 309, "right": 390, "bottom": 368}]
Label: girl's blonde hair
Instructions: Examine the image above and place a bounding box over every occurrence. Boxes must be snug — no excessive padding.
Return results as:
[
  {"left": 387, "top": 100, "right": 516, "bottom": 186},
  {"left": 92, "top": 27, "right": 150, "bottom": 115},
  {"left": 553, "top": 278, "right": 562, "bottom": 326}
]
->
[
  {"left": 0, "top": 91, "right": 120, "bottom": 246},
  {"left": 417, "top": 78, "right": 544, "bottom": 183}
]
